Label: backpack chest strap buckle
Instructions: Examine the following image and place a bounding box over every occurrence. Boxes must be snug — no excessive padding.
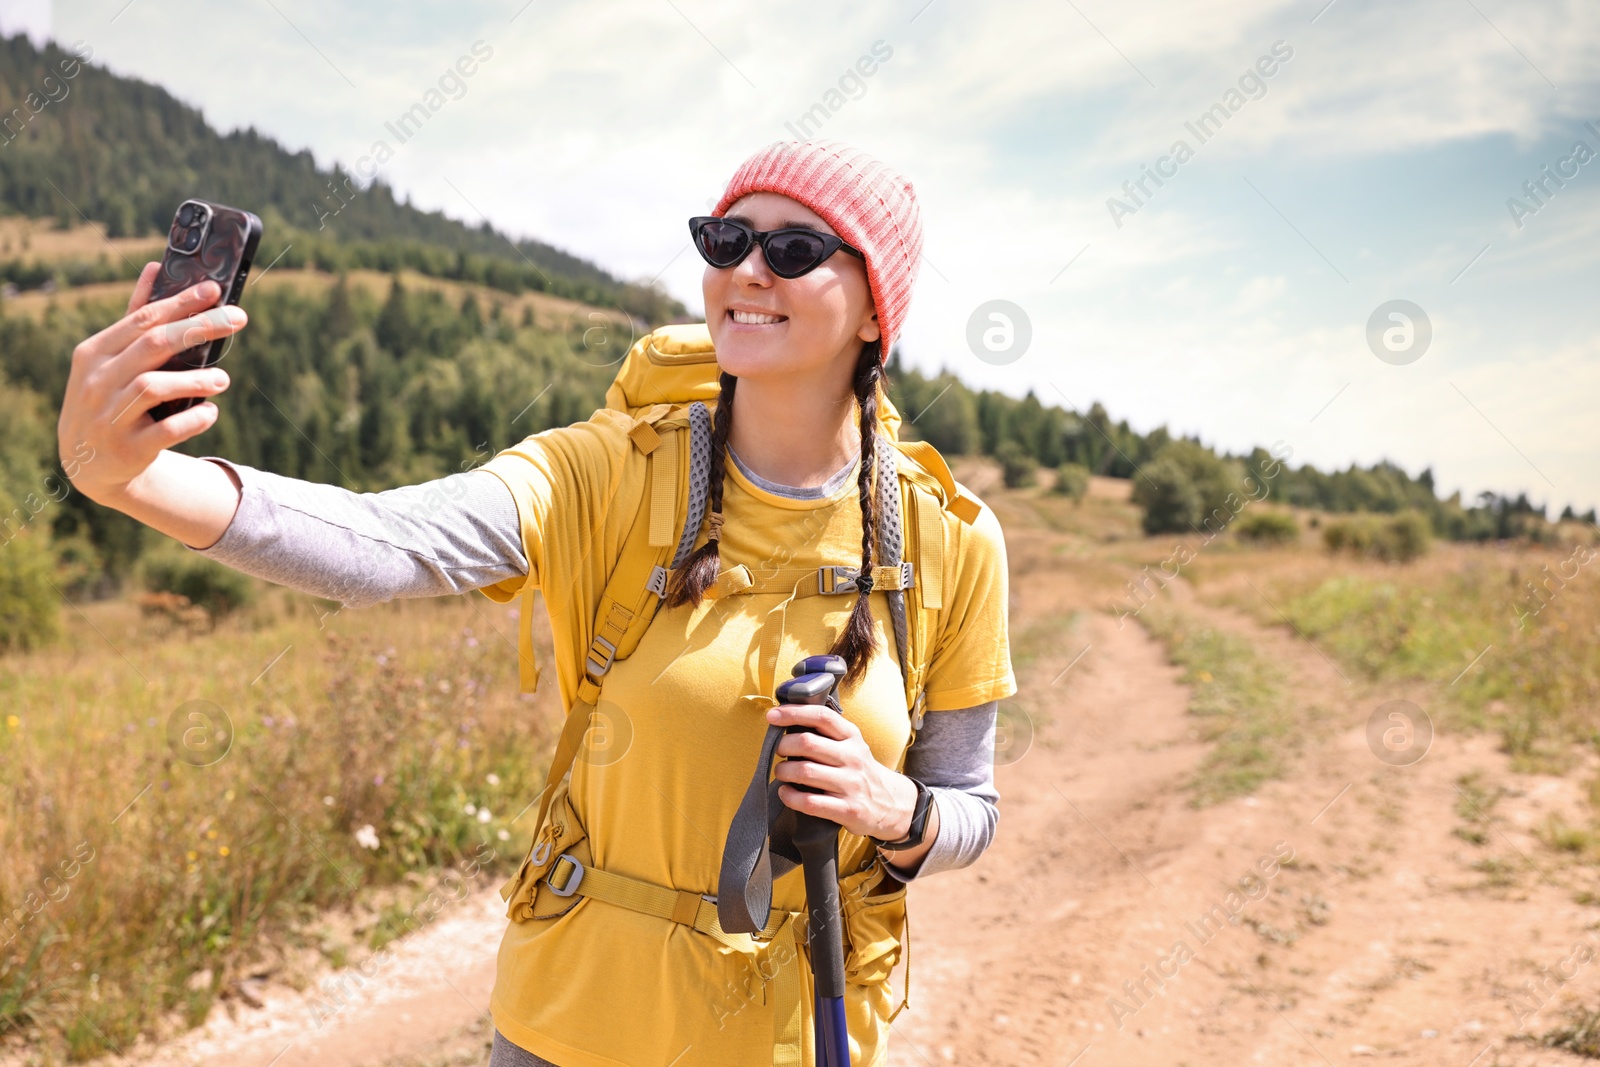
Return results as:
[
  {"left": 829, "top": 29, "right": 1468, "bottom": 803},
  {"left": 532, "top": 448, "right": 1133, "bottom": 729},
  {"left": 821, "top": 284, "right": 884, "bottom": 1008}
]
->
[
  {"left": 818, "top": 566, "right": 856, "bottom": 595},
  {"left": 818, "top": 562, "right": 915, "bottom": 595}
]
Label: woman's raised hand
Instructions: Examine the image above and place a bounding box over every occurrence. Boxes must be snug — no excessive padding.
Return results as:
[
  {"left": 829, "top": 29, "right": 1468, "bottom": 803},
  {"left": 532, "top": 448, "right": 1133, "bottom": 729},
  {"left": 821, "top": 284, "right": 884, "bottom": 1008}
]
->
[{"left": 57, "top": 261, "right": 247, "bottom": 506}]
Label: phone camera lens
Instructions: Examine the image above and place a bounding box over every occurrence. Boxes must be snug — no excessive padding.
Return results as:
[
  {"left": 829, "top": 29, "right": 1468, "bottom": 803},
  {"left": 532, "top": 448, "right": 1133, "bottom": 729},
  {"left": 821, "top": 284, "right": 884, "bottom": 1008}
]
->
[
  {"left": 181, "top": 228, "right": 202, "bottom": 252},
  {"left": 177, "top": 204, "right": 196, "bottom": 226}
]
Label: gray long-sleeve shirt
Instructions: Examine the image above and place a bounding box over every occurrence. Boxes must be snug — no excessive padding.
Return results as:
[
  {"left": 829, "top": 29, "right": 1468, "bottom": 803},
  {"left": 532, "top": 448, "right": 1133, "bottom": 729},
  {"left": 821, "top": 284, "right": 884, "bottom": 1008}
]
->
[{"left": 191, "top": 455, "right": 999, "bottom": 882}]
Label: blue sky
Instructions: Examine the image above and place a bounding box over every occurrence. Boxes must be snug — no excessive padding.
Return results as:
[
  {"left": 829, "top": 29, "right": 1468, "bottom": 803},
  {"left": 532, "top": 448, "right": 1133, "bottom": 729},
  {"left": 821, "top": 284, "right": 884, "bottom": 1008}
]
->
[{"left": 17, "top": 0, "right": 1600, "bottom": 513}]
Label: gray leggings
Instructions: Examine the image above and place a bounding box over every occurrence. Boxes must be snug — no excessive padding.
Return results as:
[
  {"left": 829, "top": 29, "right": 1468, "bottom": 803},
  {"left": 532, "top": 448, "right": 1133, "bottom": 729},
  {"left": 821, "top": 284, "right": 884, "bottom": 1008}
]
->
[{"left": 488, "top": 1030, "right": 561, "bottom": 1067}]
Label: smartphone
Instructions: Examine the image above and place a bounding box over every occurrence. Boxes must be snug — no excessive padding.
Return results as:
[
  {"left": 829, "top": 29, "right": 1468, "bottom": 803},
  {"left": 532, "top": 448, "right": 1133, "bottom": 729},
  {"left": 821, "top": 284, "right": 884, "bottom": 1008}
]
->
[{"left": 145, "top": 198, "right": 262, "bottom": 422}]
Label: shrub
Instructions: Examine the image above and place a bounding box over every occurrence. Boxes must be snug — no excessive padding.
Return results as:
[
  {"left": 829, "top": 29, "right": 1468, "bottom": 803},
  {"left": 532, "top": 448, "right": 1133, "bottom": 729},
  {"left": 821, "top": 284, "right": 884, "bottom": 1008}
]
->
[
  {"left": 1131, "top": 453, "right": 1202, "bottom": 534},
  {"left": 995, "top": 442, "right": 1039, "bottom": 489},
  {"left": 1386, "top": 510, "right": 1433, "bottom": 561},
  {"left": 1234, "top": 509, "right": 1300, "bottom": 546},
  {"left": 1051, "top": 462, "right": 1091, "bottom": 501},
  {"left": 140, "top": 548, "right": 256, "bottom": 620},
  {"left": 0, "top": 527, "right": 61, "bottom": 653},
  {"left": 1131, "top": 441, "right": 1244, "bottom": 535},
  {"left": 1322, "top": 511, "right": 1432, "bottom": 562}
]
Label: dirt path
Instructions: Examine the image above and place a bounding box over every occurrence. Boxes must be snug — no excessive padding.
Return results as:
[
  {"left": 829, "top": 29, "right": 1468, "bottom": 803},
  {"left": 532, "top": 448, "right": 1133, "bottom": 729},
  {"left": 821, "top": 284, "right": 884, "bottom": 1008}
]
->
[
  {"left": 888, "top": 582, "right": 1600, "bottom": 1067},
  {"left": 104, "top": 887, "right": 503, "bottom": 1067},
  {"left": 104, "top": 543, "right": 1600, "bottom": 1066}
]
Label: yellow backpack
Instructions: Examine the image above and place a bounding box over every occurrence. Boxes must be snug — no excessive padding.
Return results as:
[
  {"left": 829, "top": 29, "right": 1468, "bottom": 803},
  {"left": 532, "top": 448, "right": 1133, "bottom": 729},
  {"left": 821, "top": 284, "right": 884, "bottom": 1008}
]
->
[{"left": 495, "top": 322, "right": 983, "bottom": 1052}]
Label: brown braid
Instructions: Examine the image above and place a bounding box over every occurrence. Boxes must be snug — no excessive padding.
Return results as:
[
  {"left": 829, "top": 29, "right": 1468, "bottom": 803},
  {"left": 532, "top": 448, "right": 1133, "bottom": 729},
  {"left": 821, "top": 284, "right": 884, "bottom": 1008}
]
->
[
  {"left": 828, "top": 340, "right": 883, "bottom": 688},
  {"left": 665, "top": 371, "right": 736, "bottom": 607}
]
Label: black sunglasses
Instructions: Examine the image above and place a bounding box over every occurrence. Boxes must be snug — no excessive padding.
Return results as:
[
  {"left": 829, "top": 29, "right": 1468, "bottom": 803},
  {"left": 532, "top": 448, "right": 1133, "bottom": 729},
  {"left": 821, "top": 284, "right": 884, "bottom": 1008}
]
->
[{"left": 688, "top": 216, "right": 864, "bottom": 279}]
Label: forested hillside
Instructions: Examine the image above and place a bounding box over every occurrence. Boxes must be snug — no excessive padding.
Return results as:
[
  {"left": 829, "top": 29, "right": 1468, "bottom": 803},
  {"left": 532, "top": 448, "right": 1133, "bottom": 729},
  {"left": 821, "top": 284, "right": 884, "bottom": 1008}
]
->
[
  {"left": 1, "top": 270, "right": 1581, "bottom": 611},
  {"left": 0, "top": 273, "right": 621, "bottom": 590},
  {"left": 0, "top": 33, "right": 682, "bottom": 323},
  {"left": 886, "top": 353, "right": 1592, "bottom": 542}
]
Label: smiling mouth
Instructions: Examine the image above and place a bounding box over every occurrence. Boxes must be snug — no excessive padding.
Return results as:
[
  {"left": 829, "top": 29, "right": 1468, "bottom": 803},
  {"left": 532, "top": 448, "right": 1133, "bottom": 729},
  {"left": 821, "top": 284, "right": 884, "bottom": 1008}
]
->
[{"left": 728, "top": 309, "right": 788, "bottom": 326}]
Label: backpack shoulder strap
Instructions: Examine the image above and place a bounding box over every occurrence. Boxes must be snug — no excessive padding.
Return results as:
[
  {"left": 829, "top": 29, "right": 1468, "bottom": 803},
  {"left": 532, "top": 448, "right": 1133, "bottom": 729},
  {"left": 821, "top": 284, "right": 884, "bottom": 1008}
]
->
[
  {"left": 894, "top": 439, "right": 983, "bottom": 525},
  {"left": 884, "top": 436, "right": 985, "bottom": 745},
  {"left": 515, "top": 400, "right": 711, "bottom": 853},
  {"left": 585, "top": 400, "right": 710, "bottom": 676}
]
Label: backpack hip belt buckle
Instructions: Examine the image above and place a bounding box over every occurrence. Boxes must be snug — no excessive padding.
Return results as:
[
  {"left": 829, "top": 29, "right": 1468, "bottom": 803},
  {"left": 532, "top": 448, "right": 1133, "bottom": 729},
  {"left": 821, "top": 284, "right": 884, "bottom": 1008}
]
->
[{"left": 546, "top": 853, "right": 586, "bottom": 897}]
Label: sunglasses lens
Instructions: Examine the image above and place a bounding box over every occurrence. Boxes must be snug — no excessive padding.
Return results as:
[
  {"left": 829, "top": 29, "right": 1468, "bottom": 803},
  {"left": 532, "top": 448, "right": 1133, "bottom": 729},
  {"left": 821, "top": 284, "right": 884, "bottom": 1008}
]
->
[
  {"left": 765, "top": 231, "right": 828, "bottom": 277},
  {"left": 694, "top": 220, "right": 750, "bottom": 267}
]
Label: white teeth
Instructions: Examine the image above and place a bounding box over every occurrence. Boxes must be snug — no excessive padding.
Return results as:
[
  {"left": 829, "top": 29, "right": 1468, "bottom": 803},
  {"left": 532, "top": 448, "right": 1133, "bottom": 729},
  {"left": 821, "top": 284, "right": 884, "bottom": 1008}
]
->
[{"left": 731, "top": 309, "right": 786, "bottom": 325}]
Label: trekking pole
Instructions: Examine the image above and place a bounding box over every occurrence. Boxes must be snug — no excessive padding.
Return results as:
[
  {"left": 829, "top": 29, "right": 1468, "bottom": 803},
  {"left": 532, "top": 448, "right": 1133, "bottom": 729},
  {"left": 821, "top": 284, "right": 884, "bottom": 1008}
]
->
[{"left": 776, "top": 654, "right": 852, "bottom": 1067}]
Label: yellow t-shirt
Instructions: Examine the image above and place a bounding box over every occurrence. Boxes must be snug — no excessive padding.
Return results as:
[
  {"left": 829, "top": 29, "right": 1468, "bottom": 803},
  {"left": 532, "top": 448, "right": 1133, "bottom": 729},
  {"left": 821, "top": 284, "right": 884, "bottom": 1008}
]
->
[{"left": 478, "top": 407, "right": 1015, "bottom": 1067}]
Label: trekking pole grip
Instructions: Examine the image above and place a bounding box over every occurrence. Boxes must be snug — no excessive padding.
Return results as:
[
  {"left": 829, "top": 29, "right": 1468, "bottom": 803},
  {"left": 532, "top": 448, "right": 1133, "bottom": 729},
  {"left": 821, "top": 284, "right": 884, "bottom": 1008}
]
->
[{"left": 777, "top": 660, "right": 849, "bottom": 1001}]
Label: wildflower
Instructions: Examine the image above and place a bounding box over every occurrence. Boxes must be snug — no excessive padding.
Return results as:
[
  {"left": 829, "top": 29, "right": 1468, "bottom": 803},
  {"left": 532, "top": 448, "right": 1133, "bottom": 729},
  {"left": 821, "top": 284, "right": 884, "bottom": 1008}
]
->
[
  {"left": 464, "top": 803, "right": 477, "bottom": 815},
  {"left": 186, "top": 850, "right": 198, "bottom": 861},
  {"left": 5, "top": 715, "right": 19, "bottom": 730},
  {"left": 219, "top": 846, "right": 230, "bottom": 857},
  {"left": 485, "top": 773, "right": 501, "bottom": 787},
  {"left": 477, "top": 809, "right": 492, "bottom": 824},
  {"left": 497, "top": 829, "right": 511, "bottom": 841},
  {"left": 323, "top": 795, "right": 335, "bottom": 806},
  {"left": 373, "top": 773, "right": 385, "bottom": 787},
  {"left": 206, "top": 829, "right": 218, "bottom": 840},
  {"left": 354, "top": 825, "right": 380, "bottom": 851}
]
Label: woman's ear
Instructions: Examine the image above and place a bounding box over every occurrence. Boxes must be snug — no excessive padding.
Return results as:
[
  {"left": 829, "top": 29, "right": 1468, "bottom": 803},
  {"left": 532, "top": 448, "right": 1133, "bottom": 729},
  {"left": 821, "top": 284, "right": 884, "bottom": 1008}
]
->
[{"left": 857, "top": 308, "right": 882, "bottom": 343}]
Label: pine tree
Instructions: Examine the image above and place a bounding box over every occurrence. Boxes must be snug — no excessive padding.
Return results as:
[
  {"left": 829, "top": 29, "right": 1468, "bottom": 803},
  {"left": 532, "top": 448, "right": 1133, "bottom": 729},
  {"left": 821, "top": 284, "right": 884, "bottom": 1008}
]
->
[
  {"left": 375, "top": 275, "right": 410, "bottom": 355},
  {"left": 323, "top": 272, "right": 355, "bottom": 340}
]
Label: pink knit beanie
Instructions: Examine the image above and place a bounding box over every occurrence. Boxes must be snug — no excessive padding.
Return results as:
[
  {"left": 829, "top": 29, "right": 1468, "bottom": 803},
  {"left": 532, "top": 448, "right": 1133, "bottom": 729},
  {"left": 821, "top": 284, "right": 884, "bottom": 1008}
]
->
[{"left": 711, "top": 139, "right": 923, "bottom": 360}]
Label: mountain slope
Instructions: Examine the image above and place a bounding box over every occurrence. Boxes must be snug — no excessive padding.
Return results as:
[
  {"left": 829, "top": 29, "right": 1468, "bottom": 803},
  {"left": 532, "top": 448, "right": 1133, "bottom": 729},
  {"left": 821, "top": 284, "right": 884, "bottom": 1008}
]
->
[{"left": 0, "top": 33, "right": 678, "bottom": 317}]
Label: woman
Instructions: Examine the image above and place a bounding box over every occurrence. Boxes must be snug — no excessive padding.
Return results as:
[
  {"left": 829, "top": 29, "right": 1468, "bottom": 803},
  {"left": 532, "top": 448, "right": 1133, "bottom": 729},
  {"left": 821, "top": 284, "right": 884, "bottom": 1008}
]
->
[{"left": 58, "top": 139, "right": 1015, "bottom": 1066}]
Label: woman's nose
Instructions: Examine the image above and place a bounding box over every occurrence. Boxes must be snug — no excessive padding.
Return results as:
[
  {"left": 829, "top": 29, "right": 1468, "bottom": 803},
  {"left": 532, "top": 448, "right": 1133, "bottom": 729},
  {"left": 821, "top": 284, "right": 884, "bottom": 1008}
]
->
[{"left": 731, "top": 242, "right": 775, "bottom": 285}]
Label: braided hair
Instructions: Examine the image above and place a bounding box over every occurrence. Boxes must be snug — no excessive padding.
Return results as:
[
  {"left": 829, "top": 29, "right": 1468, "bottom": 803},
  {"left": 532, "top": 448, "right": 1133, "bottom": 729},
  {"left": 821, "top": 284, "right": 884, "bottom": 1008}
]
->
[{"left": 665, "top": 339, "right": 886, "bottom": 688}]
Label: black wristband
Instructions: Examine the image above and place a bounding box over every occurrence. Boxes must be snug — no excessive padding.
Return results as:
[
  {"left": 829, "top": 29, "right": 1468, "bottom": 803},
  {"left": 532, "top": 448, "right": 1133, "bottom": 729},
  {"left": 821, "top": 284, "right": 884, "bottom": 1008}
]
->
[{"left": 871, "top": 776, "right": 932, "bottom": 850}]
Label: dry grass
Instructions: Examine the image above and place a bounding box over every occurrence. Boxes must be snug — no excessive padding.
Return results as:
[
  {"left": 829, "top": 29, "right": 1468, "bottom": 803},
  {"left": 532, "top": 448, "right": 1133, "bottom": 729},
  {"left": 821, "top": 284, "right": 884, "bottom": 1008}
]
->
[
  {"left": 0, "top": 586, "right": 561, "bottom": 1060},
  {"left": 0, "top": 218, "right": 165, "bottom": 267},
  {"left": 1138, "top": 604, "right": 1307, "bottom": 807},
  {"left": 1188, "top": 537, "right": 1600, "bottom": 772},
  {"left": 2, "top": 265, "right": 632, "bottom": 337}
]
